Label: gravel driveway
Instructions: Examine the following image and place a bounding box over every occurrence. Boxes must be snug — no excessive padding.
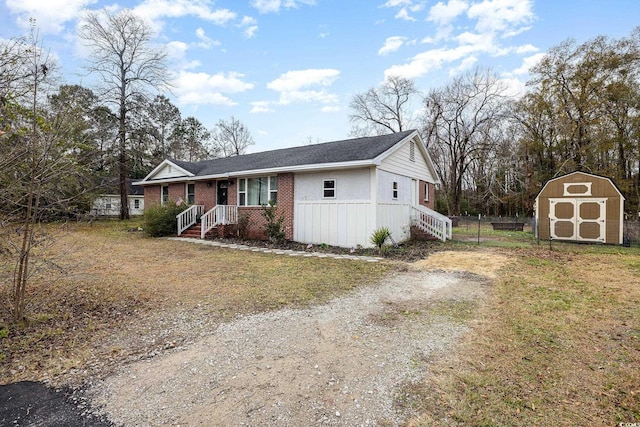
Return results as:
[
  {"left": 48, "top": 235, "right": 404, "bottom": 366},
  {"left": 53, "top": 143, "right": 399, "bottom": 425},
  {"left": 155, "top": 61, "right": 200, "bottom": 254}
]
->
[{"left": 88, "top": 267, "right": 490, "bottom": 426}]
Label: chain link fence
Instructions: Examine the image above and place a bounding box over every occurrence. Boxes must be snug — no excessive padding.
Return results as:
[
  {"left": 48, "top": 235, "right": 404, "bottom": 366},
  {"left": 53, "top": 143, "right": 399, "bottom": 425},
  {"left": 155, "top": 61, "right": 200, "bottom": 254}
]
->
[{"left": 451, "top": 215, "right": 640, "bottom": 248}]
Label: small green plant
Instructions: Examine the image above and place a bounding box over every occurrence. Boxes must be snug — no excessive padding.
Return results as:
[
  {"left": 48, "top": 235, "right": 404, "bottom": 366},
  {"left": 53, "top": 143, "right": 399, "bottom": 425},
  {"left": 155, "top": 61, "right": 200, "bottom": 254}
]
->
[
  {"left": 261, "top": 200, "right": 285, "bottom": 243},
  {"left": 144, "top": 201, "right": 188, "bottom": 237},
  {"left": 370, "top": 226, "right": 391, "bottom": 255}
]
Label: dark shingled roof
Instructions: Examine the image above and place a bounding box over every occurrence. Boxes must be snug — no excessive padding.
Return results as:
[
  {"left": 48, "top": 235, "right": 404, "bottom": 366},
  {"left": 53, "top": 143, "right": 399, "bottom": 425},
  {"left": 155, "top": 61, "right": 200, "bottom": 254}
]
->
[{"left": 168, "top": 130, "right": 416, "bottom": 177}]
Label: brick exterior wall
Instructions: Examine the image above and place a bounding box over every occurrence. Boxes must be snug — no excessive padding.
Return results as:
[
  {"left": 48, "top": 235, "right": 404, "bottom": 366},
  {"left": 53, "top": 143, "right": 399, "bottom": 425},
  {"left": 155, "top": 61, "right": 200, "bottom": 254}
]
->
[
  {"left": 144, "top": 185, "right": 161, "bottom": 208},
  {"left": 195, "top": 181, "right": 217, "bottom": 210},
  {"left": 236, "top": 173, "right": 295, "bottom": 241},
  {"left": 419, "top": 180, "right": 435, "bottom": 210}
]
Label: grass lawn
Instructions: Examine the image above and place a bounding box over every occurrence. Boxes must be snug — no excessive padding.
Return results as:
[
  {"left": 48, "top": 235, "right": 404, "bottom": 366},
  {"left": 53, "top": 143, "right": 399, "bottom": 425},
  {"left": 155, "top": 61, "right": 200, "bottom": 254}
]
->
[
  {"left": 1, "top": 219, "right": 639, "bottom": 425},
  {"left": 0, "top": 219, "right": 392, "bottom": 384},
  {"left": 411, "top": 224, "right": 640, "bottom": 426}
]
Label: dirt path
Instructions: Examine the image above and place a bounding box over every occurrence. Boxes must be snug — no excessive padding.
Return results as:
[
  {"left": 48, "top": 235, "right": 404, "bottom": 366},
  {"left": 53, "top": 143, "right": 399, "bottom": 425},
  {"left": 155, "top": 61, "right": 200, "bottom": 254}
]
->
[{"left": 88, "top": 252, "right": 505, "bottom": 426}]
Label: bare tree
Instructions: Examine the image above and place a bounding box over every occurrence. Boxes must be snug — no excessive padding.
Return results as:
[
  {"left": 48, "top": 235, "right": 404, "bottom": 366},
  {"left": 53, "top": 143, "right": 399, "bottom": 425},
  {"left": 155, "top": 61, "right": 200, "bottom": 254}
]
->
[
  {"left": 211, "top": 116, "right": 255, "bottom": 157},
  {"left": 422, "top": 69, "right": 510, "bottom": 215},
  {"left": 349, "top": 75, "right": 418, "bottom": 136},
  {"left": 1, "top": 29, "right": 94, "bottom": 322},
  {"left": 79, "top": 9, "right": 169, "bottom": 219}
]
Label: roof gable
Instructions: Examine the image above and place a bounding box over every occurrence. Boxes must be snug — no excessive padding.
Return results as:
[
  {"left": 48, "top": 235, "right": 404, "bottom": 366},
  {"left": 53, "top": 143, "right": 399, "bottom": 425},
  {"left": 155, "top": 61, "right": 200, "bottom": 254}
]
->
[
  {"left": 142, "top": 159, "right": 196, "bottom": 182},
  {"left": 535, "top": 171, "right": 625, "bottom": 200}
]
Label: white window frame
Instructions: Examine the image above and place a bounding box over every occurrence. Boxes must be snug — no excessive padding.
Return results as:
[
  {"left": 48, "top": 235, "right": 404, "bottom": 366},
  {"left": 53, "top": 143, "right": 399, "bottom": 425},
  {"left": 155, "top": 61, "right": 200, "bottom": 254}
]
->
[
  {"left": 161, "top": 185, "right": 169, "bottom": 205},
  {"left": 186, "top": 183, "right": 195, "bottom": 205},
  {"left": 392, "top": 181, "right": 398, "bottom": 200},
  {"left": 238, "top": 176, "right": 278, "bottom": 206},
  {"left": 134, "top": 199, "right": 140, "bottom": 209},
  {"left": 424, "top": 182, "right": 429, "bottom": 202},
  {"left": 323, "top": 179, "right": 336, "bottom": 199}
]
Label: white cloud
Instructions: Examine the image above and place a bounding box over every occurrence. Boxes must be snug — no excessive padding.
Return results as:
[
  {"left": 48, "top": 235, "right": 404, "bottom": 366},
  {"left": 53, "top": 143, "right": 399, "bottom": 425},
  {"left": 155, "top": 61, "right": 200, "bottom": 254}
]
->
[
  {"left": 384, "top": 45, "right": 475, "bottom": 79},
  {"left": 251, "top": 0, "right": 316, "bottom": 14},
  {"left": 6, "top": 0, "right": 96, "bottom": 33},
  {"left": 173, "top": 71, "right": 254, "bottom": 106},
  {"left": 427, "top": 0, "right": 468, "bottom": 26},
  {"left": 266, "top": 69, "right": 340, "bottom": 109},
  {"left": 132, "top": 0, "right": 236, "bottom": 33},
  {"left": 378, "top": 36, "right": 407, "bottom": 55},
  {"left": 511, "top": 52, "right": 545, "bottom": 75},
  {"left": 267, "top": 69, "right": 340, "bottom": 92},
  {"left": 467, "top": 0, "right": 534, "bottom": 34},
  {"left": 385, "top": 0, "right": 537, "bottom": 80},
  {"left": 382, "top": 0, "right": 426, "bottom": 21},
  {"left": 515, "top": 44, "right": 538, "bottom": 54},
  {"left": 195, "top": 28, "right": 220, "bottom": 49},
  {"left": 251, "top": 101, "right": 274, "bottom": 113},
  {"left": 240, "top": 16, "right": 259, "bottom": 38}
]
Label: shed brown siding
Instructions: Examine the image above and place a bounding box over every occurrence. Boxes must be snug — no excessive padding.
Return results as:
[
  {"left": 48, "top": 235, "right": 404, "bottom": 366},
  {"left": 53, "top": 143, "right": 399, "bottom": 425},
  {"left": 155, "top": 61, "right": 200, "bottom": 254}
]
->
[{"left": 536, "top": 172, "right": 624, "bottom": 244}]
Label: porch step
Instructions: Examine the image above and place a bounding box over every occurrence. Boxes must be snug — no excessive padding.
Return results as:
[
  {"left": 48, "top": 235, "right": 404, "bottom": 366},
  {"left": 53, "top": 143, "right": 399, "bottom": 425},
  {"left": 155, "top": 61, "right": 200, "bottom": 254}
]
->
[{"left": 180, "top": 224, "right": 204, "bottom": 239}]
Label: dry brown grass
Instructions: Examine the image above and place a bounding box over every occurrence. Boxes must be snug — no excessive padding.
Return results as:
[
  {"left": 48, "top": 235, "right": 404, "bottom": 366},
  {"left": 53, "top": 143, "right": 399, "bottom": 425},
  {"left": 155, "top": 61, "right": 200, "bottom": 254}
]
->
[
  {"left": 0, "top": 220, "right": 391, "bottom": 385},
  {"left": 410, "top": 245, "right": 640, "bottom": 426}
]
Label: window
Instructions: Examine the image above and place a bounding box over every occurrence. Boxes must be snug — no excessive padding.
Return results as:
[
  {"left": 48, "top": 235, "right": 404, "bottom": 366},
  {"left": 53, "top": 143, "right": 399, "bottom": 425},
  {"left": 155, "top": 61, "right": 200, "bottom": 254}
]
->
[
  {"left": 392, "top": 182, "right": 398, "bottom": 199},
  {"left": 186, "top": 183, "right": 195, "bottom": 204},
  {"left": 105, "top": 199, "right": 112, "bottom": 210},
  {"left": 238, "top": 176, "right": 277, "bottom": 206},
  {"left": 134, "top": 199, "right": 140, "bottom": 209},
  {"left": 161, "top": 185, "right": 169, "bottom": 205},
  {"left": 323, "top": 180, "right": 336, "bottom": 198},
  {"left": 424, "top": 182, "right": 429, "bottom": 202}
]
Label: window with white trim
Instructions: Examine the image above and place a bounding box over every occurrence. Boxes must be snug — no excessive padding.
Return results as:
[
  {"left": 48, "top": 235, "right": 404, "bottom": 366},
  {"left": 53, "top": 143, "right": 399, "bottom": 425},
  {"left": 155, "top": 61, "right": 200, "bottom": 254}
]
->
[
  {"left": 134, "top": 199, "right": 140, "bottom": 209},
  {"left": 105, "top": 199, "right": 112, "bottom": 210},
  {"left": 424, "top": 182, "right": 429, "bottom": 202},
  {"left": 323, "top": 180, "right": 336, "bottom": 198},
  {"left": 186, "top": 183, "right": 195, "bottom": 204},
  {"left": 161, "top": 185, "right": 169, "bottom": 205},
  {"left": 392, "top": 182, "right": 398, "bottom": 199},
  {"left": 238, "top": 176, "right": 278, "bottom": 206}
]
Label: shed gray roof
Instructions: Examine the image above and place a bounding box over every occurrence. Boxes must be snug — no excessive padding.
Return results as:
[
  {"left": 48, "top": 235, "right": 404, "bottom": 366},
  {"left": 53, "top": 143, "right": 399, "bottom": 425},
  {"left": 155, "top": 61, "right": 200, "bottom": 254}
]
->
[{"left": 168, "top": 130, "right": 416, "bottom": 177}]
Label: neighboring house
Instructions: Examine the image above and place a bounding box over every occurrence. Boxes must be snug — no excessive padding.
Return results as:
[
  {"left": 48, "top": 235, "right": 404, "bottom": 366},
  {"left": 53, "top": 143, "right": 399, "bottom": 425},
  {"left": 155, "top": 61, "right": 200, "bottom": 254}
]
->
[
  {"left": 91, "top": 179, "right": 145, "bottom": 217},
  {"left": 535, "top": 171, "right": 625, "bottom": 244},
  {"left": 135, "top": 130, "right": 451, "bottom": 248}
]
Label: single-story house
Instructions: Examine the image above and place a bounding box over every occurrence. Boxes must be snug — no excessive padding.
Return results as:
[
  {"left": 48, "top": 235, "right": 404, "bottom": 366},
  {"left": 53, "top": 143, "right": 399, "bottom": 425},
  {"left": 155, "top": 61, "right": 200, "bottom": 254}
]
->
[
  {"left": 91, "top": 178, "right": 145, "bottom": 217},
  {"left": 534, "top": 171, "right": 625, "bottom": 244},
  {"left": 135, "top": 130, "right": 451, "bottom": 248}
]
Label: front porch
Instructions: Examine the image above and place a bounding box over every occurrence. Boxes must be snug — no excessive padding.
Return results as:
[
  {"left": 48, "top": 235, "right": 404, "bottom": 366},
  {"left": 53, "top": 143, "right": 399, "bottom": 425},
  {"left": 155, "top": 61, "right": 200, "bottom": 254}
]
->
[{"left": 177, "top": 204, "right": 238, "bottom": 239}]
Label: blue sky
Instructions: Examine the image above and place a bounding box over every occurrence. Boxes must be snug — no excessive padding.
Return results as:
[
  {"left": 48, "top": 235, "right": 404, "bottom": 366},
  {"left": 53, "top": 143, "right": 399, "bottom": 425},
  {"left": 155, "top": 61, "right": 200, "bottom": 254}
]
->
[{"left": 1, "top": 0, "right": 638, "bottom": 153}]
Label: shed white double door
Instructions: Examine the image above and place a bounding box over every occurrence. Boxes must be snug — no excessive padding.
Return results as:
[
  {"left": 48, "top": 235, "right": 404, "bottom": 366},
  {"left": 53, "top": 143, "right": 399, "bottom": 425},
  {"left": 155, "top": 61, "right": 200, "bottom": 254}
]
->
[{"left": 548, "top": 198, "right": 606, "bottom": 242}]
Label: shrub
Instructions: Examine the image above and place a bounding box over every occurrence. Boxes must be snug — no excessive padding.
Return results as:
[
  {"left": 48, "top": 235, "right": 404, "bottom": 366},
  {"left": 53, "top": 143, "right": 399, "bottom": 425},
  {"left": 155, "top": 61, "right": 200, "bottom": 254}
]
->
[
  {"left": 261, "top": 201, "right": 285, "bottom": 243},
  {"left": 237, "top": 212, "right": 250, "bottom": 239},
  {"left": 370, "top": 226, "right": 391, "bottom": 255},
  {"left": 144, "top": 202, "right": 188, "bottom": 237}
]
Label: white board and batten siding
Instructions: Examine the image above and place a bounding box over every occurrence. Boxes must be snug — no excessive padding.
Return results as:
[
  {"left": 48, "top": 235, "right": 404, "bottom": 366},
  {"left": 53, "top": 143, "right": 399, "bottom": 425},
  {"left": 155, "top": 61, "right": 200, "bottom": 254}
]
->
[
  {"left": 293, "top": 169, "right": 375, "bottom": 248},
  {"left": 377, "top": 202, "right": 412, "bottom": 243},
  {"left": 294, "top": 201, "right": 374, "bottom": 248}
]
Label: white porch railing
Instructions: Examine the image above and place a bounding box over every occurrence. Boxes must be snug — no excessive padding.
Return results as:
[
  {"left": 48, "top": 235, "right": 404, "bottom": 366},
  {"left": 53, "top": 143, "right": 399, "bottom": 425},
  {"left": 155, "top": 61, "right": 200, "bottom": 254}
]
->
[
  {"left": 177, "top": 204, "right": 204, "bottom": 236},
  {"left": 200, "top": 205, "right": 238, "bottom": 239},
  {"left": 412, "top": 205, "right": 452, "bottom": 242}
]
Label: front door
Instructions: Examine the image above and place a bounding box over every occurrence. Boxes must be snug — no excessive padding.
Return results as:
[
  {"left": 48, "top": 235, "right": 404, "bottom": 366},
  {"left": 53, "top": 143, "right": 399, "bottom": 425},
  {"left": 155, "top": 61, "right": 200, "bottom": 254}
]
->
[{"left": 217, "top": 181, "right": 228, "bottom": 205}]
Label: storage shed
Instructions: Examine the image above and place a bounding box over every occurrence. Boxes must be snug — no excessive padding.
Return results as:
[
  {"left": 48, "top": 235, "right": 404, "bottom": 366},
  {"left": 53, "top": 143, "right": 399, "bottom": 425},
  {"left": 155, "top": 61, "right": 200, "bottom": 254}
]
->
[{"left": 535, "top": 171, "right": 625, "bottom": 244}]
